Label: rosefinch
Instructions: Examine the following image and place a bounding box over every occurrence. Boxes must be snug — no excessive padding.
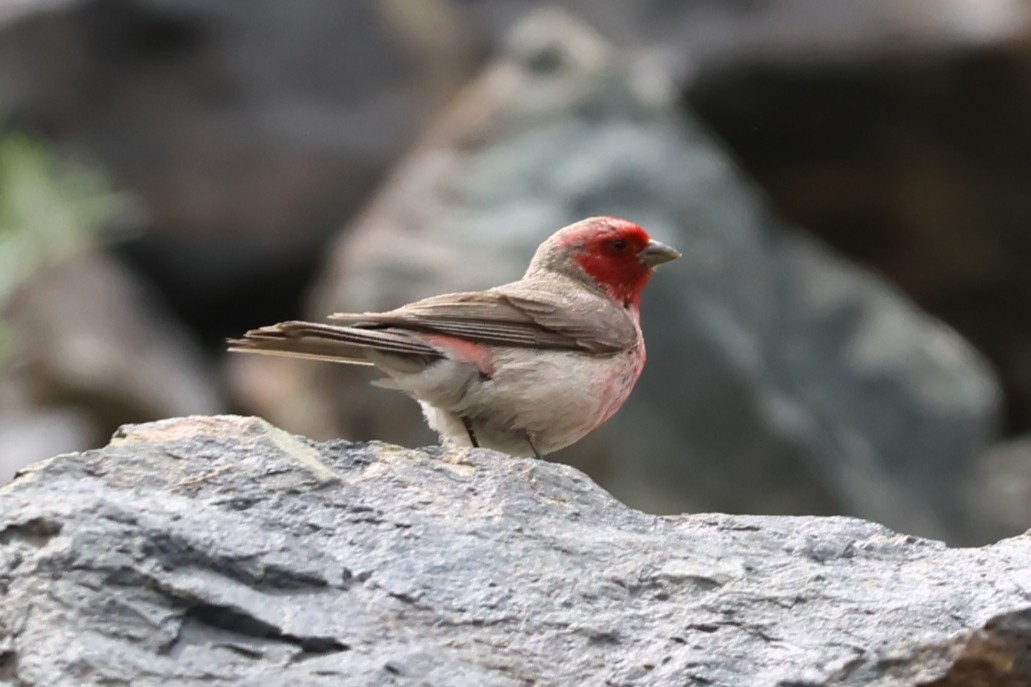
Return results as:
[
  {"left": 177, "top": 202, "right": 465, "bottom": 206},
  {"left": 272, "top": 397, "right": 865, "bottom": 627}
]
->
[{"left": 229, "top": 217, "right": 679, "bottom": 457}]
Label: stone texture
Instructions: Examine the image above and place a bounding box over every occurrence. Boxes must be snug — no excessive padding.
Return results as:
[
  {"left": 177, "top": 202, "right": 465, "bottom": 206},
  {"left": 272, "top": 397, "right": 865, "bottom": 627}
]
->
[
  {"left": 1, "top": 415, "right": 1030, "bottom": 686},
  {"left": 232, "top": 10, "right": 1000, "bottom": 543}
]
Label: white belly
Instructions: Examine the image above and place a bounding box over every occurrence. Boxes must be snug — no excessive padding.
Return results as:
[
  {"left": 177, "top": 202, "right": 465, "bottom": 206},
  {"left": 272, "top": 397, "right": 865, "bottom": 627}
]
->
[{"left": 415, "top": 346, "right": 645, "bottom": 456}]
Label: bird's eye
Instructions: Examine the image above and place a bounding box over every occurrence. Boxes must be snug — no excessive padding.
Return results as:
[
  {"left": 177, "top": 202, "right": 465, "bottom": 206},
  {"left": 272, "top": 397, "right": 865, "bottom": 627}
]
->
[{"left": 611, "top": 239, "right": 628, "bottom": 252}]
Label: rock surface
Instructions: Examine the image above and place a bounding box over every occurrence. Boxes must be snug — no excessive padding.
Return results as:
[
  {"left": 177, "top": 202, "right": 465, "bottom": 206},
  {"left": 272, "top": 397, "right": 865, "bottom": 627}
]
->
[
  {"left": 1, "top": 415, "right": 1029, "bottom": 686},
  {"left": 236, "top": 10, "right": 1000, "bottom": 543}
]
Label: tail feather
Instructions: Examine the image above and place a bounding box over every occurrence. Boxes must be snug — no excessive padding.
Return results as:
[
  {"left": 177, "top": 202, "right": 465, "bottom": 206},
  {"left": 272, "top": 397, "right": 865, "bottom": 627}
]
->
[{"left": 228, "top": 320, "right": 440, "bottom": 366}]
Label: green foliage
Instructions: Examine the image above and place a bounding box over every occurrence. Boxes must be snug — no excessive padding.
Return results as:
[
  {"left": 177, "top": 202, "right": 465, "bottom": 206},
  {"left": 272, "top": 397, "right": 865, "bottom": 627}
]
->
[{"left": 0, "top": 134, "right": 127, "bottom": 364}]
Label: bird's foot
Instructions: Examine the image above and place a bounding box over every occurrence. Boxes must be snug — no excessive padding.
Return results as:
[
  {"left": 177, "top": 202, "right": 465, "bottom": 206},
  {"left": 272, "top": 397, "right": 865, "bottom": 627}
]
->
[
  {"left": 525, "top": 432, "right": 543, "bottom": 459},
  {"left": 461, "top": 416, "right": 480, "bottom": 448}
]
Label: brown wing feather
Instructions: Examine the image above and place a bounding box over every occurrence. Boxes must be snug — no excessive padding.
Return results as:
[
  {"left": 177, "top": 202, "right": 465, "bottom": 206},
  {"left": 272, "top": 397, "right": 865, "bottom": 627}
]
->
[
  {"left": 328, "top": 280, "right": 638, "bottom": 354},
  {"left": 228, "top": 321, "right": 440, "bottom": 364}
]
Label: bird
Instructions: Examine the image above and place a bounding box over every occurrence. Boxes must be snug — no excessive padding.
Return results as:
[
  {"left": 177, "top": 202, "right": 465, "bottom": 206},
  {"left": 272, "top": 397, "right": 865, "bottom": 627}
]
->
[{"left": 228, "top": 216, "right": 679, "bottom": 458}]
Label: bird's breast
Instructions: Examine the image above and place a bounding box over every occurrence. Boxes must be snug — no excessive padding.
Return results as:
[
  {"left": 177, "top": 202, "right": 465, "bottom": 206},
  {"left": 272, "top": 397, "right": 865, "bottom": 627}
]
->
[
  {"left": 467, "top": 344, "right": 646, "bottom": 454},
  {"left": 590, "top": 346, "right": 646, "bottom": 430}
]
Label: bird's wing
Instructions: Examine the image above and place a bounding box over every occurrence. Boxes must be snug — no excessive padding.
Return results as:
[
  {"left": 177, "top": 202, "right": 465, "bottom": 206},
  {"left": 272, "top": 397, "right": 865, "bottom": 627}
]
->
[
  {"left": 328, "top": 282, "right": 639, "bottom": 354},
  {"left": 227, "top": 321, "right": 439, "bottom": 363}
]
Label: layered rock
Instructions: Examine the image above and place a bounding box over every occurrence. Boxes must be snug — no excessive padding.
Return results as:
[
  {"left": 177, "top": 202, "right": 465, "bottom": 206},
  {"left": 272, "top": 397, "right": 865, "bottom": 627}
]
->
[{"left": 1, "top": 416, "right": 1029, "bottom": 686}]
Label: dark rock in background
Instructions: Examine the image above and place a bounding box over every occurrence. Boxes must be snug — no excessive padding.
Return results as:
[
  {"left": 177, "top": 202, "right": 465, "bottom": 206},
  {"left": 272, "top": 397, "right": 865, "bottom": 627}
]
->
[
  {"left": 1, "top": 415, "right": 1030, "bottom": 686},
  {"left": 230, "top": 10, "right": 999, "bottom": 543},
  {"left": 686, "top": 27, "right": 1031, "bottom": 438},
  {"left": 0, "top": 0, "right": 478, "bottom": 342}
]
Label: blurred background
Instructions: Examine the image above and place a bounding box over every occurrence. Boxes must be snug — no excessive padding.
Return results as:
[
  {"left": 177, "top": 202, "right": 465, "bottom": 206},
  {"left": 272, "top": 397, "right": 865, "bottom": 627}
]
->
[{"left": 1, "top": 0, "right": 1029, "bottom": 545}]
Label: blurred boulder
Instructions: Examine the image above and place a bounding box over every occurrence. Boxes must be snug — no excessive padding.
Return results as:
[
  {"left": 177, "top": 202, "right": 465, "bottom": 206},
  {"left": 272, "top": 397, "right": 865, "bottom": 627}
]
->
[
  {"left": 232, "top": 10, "right": 1001, "bottom": 543},
  {"left": 0, "top": 406, "right": 94, "bottom": 484},
  {"left": 1, "top": 250, "right": 223, "bottom": 479},
  {"left": 464, "top": 0, "right": 1031, "bottom": 75},
  {"left": 0, "top": 0, "right": 477, "bottom": 339},
  {"left": 677, "top": 6, "right": 1031, "bottom": 435},
  {"left": 965, "top": 436, "right": 1031, "bottom": 542}
]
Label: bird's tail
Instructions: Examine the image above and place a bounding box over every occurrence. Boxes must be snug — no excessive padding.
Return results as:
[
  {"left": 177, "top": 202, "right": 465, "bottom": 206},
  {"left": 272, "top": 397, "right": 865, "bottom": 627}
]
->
[{"left": 227, "top": 320, "right": 440, "bottom": 366}]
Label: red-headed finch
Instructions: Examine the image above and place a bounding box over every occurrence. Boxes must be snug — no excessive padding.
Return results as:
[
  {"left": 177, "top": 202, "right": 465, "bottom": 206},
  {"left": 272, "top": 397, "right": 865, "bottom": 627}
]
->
[{"left": 229, "top": 216, "right": 679, "bottom": 457}]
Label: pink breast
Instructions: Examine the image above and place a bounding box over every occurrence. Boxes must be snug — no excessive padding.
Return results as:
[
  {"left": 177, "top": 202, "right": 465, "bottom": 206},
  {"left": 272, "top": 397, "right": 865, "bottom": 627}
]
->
[{"left": 586, "top": 347, "right": 645, "bottom": 431}]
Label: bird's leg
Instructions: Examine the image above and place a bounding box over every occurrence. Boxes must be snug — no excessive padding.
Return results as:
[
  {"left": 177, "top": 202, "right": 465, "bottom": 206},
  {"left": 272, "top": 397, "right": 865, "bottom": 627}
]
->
[
  {"left": 525, "top": 432, "right": 543, "bottom": 459},
  {"left": 461, "top": 417, "right": 480, "bottom": 448}
]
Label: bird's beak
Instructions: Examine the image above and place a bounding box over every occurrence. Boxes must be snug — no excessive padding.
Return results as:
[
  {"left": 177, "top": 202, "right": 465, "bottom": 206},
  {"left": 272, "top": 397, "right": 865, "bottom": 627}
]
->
[{"left": 639, "top": 239, "right": 681, "bottom": 267}]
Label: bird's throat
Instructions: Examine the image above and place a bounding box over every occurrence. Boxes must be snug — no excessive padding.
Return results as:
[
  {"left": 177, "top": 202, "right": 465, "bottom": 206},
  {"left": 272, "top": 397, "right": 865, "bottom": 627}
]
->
[{"left": 574, "top": 254, "right": 652, "bottom": 312}]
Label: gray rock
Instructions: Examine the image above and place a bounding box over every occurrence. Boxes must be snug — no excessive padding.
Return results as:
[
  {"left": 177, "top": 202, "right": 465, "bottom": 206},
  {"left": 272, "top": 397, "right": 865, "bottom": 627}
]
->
[
  {"left": 1, "top": 415, "right": 1029, "bottom": 686},
  {"left": 241, "top": 10, "right": 1000, "bottom": 543}
]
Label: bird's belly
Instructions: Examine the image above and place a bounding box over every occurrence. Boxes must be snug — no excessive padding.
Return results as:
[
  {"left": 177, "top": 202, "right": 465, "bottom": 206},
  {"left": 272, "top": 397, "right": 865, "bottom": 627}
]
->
[{"left": 449, "top": 347, "right": 644, "bottom": 455}]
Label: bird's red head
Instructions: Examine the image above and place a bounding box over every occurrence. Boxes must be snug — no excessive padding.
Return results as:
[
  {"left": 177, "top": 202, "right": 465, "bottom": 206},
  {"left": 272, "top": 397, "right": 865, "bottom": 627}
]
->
[{"left": 551, "top": 217, "right": 680, "bottom": 310}]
